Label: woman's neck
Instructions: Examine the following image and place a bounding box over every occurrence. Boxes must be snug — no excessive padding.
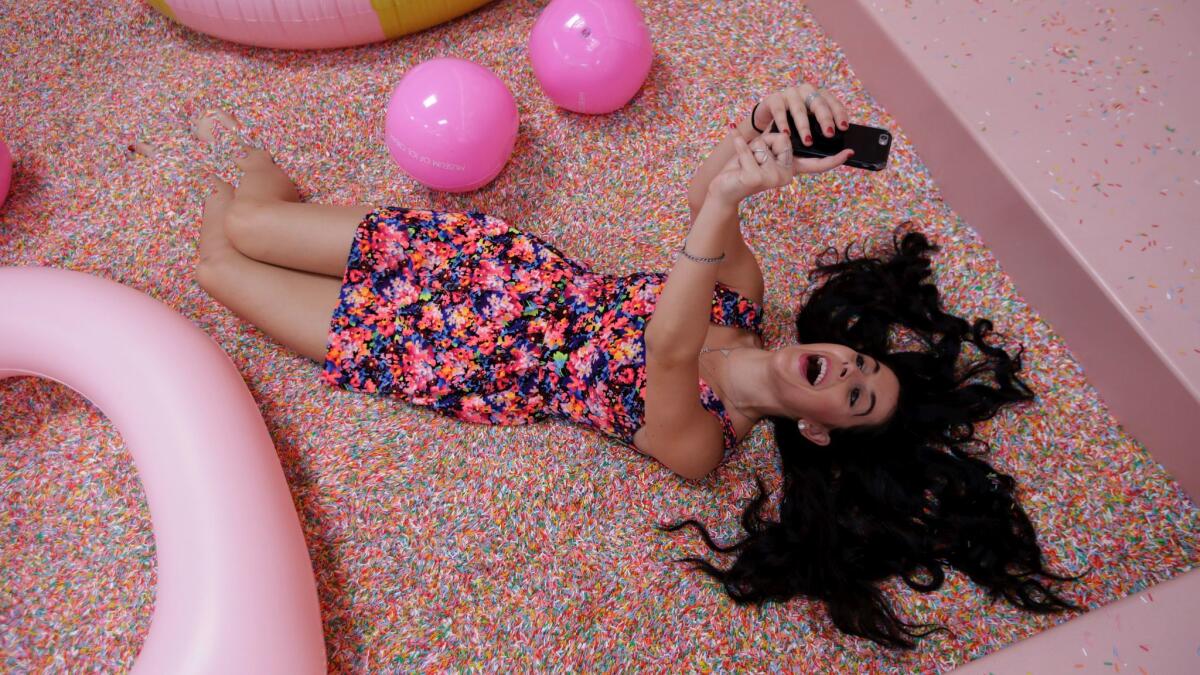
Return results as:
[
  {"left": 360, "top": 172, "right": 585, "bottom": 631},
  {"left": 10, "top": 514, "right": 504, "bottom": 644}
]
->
[{"left": 700, "top": 346, "right": 785, "bottom": 422}]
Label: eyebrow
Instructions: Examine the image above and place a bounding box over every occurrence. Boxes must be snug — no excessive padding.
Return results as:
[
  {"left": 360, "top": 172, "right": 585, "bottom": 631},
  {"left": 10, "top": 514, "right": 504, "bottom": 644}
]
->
[{"left": 854, "top": 392, "right": 877, "bottom": 417}]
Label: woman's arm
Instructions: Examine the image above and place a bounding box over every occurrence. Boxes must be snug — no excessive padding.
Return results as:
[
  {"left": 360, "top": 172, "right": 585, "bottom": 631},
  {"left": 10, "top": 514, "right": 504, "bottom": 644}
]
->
[
  {"left": 646, "top": 193, "right": 740, "bottom": 364},
  {"left": 648, "top": 119, "right": 854, "bottom": 363},
  {"left": 637, "top": 187, "right": 743, "bottom": 479},
  {"left": 647, "top": 133, "right": 810, "bottom": 363},
  {"left": 687, "top": 118, "right": 758, "bottom": 218},
  {"left": 687, "top": 83, "right": 851, "bottom": 216},
  {"left": 684, "top": 84, "right": 852, "bottom": 305},
  {"left": 688, "top": 119, "right": 767, "bottom": 306}
]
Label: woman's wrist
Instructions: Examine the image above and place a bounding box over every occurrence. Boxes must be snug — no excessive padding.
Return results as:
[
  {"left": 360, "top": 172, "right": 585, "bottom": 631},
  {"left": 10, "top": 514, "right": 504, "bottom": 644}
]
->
[
  {"left": 702, "top": 188, "right": 741, "bottom": 213},
  {"left": 682, "top": 197, "right": 738, "bottom": 262}
]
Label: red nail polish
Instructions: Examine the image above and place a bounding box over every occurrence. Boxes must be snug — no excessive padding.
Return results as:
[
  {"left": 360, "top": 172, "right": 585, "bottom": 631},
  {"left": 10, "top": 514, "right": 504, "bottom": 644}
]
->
[
  {"left": 729, "top": 122, "right": 737, "bottom": 130},
  {"left": 804, "top": 135, "right": 812, "bottom": 144},
  {"left": 826, "top": 127, "right": 834, "bottom": 135}
]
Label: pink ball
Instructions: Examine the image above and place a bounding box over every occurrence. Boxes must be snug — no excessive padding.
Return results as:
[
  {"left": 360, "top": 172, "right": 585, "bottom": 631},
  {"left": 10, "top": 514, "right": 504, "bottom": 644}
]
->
[
  {"left": 384, "top": 58, "right": 519, "bottom": 193},
  {"left": 528, "top": 0, "right": 654, "bottom": 114},
  {"left": 0, "top": 139, "right": 11, "bottom": 209}
]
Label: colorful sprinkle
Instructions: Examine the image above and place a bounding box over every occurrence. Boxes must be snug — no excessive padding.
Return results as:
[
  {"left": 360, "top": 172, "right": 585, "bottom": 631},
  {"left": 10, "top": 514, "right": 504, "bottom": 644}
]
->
[{"left": 1, "top": 0, "right": 1197, "bottom": 672}]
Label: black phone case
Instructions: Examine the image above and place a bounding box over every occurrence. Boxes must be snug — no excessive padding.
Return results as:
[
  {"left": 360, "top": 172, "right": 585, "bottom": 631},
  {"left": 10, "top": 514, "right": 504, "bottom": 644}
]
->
[{"left": 771, "top": 112, "right": 892, "bottom": 171}]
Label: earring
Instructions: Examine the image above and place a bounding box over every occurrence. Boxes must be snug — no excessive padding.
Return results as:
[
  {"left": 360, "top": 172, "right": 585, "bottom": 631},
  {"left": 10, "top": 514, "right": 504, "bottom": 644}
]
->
[{"left": 797, "top": 420, "right": 807, "bottom": 431}]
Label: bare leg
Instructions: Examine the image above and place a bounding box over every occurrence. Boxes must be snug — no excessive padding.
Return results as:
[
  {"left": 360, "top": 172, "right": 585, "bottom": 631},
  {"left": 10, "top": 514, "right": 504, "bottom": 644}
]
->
[
  {"left": 195, "top": 176, "right": 342, "bottom": 363},
  {"left": 224, "top": 198, "right": 371, "bottom": 278},
  {"left": 194, "top": 109, "right": 371, "bottom": 278}
]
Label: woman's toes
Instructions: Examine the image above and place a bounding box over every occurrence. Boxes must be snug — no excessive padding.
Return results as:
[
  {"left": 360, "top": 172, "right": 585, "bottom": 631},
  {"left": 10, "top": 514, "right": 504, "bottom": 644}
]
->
[
  {"left": 192, "top": 111, "right": 218, "bottom": 144},
  {"left": 126, "top": 140, "right": 159, "bottom": 158},
  {"left": 192, "top": 109, "right": 241, "bottom": 144}
]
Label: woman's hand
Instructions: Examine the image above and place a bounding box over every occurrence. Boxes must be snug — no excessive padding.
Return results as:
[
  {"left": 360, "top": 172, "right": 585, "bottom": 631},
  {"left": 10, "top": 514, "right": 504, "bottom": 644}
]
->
[
  {"left": 708, "top": 131, "right": 852, "bottom": 205},
  {"left": 752, "top": 82, "right": 850, "bottom": 147}
]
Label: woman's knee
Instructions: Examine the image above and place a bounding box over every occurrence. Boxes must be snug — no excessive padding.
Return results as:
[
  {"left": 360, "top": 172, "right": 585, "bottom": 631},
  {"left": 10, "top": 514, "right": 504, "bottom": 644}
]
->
[
  {"left": 196, "top": 253, "right": 232, "bottom": 299},
  {"left": 224, "top": 198, "right": 273, "bottom": 256}
]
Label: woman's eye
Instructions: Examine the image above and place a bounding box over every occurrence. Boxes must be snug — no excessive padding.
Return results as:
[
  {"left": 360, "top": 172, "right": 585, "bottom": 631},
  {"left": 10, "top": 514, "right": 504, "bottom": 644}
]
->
[
  {"left": 850, "top": 387, "right": 860, "bottom": 407},
  {"left": 856, "top": 354, "right": 865, "bottom": 370}
]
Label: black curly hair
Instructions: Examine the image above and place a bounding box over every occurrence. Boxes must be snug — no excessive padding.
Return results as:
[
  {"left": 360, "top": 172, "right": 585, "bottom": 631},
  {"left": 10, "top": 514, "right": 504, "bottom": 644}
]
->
[{"left": 663, "top": 230, "right": 1085, "bottom": 649}]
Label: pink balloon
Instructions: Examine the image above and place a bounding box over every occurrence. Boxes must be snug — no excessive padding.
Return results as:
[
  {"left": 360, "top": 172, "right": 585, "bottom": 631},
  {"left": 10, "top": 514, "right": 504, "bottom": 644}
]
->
[
  {"left": 528, "top": 0, "right": 654, "bottom": 114},
  {"left": 384, "top": 58, "right": 519, "bottom": 193},
  {"left": 0, "top": 139, "right": 11, "bottom": 209},
  {"left": 0, "top": 267, "right": 325, "bottom": 673}
]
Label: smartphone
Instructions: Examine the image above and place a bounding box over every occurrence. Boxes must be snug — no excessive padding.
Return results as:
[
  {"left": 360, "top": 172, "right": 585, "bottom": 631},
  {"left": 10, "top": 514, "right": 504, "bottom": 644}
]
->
[{"left": 770, "top": 111, "right": 892, "bottom": 171}]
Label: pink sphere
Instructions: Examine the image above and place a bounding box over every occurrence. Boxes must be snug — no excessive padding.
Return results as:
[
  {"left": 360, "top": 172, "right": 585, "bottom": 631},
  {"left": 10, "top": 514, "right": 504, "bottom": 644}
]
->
[
  {"left": 0, "top": 139, "right": 11, "bottom": 209},
  {"left": 384, "top": 58, "right": 519, "bottom": 193},
  {"left": 528, "top": 0, "right": 654, "bottom": 114}
]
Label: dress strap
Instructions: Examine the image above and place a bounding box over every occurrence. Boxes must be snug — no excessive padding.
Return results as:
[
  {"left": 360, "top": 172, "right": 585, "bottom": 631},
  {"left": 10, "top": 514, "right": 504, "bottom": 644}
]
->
[
  {"left": 710, "top": 282, "right": 764, "bottom": 335},
  {"left": 697, "top": 379, "right": 740, "bottom": 454}
]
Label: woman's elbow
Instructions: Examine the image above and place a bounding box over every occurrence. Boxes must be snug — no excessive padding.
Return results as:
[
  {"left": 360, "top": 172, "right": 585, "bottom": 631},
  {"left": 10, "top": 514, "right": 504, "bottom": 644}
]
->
[{"left": 668, "top": 454, "right": 722, "bottom": 481}]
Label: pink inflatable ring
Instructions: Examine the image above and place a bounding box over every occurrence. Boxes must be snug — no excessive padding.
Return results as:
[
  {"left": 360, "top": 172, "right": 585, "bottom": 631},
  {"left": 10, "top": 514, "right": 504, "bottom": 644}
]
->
[
  {"left": 147, "top": 0, "right": 496, "bottom": 50},
  {"left": 0, "top": 267, "right": 325, "bottom": 673}
]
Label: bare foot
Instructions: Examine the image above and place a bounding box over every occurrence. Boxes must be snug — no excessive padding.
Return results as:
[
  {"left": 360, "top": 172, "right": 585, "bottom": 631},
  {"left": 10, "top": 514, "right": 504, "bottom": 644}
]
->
[
  {"left": 193, "top": 110, "right": 301, "bottom": 201},
  {"left": 192, "top": 109, "right": 263, "bottom": 166},
  {"left": 197, "top": 174, "right": 238, "bottom": 265},
  {"left": 126, "top": 140, "right": 159, "bottom": 158},
  {"left": 191, "top": 109, "right": 243, "bottom": 145}
]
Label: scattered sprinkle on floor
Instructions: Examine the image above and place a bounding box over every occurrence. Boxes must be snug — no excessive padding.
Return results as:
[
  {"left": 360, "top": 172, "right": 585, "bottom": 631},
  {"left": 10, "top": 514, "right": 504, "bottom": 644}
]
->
[{"left": 1, "top": 0, "right": 1196, "bottom": 671}]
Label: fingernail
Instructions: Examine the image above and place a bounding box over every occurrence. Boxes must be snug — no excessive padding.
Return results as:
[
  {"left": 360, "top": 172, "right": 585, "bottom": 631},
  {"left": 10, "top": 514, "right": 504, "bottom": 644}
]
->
[
  {"left": 826, "top": 127, "right": 834, "bottom": 135},
  {"left": 729, "top": 122, "right": 737, "bottom": 130},
  {"left": 840, "top": 121, "right": 849, "bottom": 129},
  {"left": 804, "top": 135, "right": 812, "bottom": 144}
]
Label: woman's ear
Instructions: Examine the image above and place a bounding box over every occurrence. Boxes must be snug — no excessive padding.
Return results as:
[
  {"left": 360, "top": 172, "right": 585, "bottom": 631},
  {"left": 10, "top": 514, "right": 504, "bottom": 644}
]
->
[{"left": 800, "top": 422, "right": 831, "bottom": 446}]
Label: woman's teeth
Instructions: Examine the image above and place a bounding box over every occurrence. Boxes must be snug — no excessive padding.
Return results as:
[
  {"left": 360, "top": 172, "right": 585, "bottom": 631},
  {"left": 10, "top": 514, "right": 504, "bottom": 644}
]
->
[{"left": 805, "top": 355, "right": 828, "bottom": 386}]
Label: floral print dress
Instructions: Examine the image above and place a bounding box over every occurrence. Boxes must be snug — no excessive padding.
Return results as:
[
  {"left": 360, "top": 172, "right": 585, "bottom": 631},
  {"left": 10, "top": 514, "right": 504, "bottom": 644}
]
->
[{"left": 322, "top": 208, "right": 763, "bottom": 457}]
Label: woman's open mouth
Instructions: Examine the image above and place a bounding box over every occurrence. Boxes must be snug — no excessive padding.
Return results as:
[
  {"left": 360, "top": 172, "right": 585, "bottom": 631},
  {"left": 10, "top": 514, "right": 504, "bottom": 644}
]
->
[{"left": 803, "top": 354, "right": 828, "bottom": 386}]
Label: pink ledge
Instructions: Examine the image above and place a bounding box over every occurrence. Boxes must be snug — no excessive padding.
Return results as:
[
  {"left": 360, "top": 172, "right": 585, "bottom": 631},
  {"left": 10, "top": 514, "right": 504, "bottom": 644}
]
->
[{"left": 959, "top": 567, "right": 1200, "bottom": 674}]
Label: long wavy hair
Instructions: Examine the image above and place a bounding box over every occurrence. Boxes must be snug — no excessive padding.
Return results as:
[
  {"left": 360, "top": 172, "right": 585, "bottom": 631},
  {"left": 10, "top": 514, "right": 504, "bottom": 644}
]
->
[{"left": 663, "top": 229, "right": 1084, "bottom": 649}]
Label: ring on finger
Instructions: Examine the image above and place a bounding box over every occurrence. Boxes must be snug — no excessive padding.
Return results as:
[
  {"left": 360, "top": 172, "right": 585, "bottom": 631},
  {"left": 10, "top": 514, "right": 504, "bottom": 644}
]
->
[{"left": 803, "top": 90, "right": 822, "bottom": 107}]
